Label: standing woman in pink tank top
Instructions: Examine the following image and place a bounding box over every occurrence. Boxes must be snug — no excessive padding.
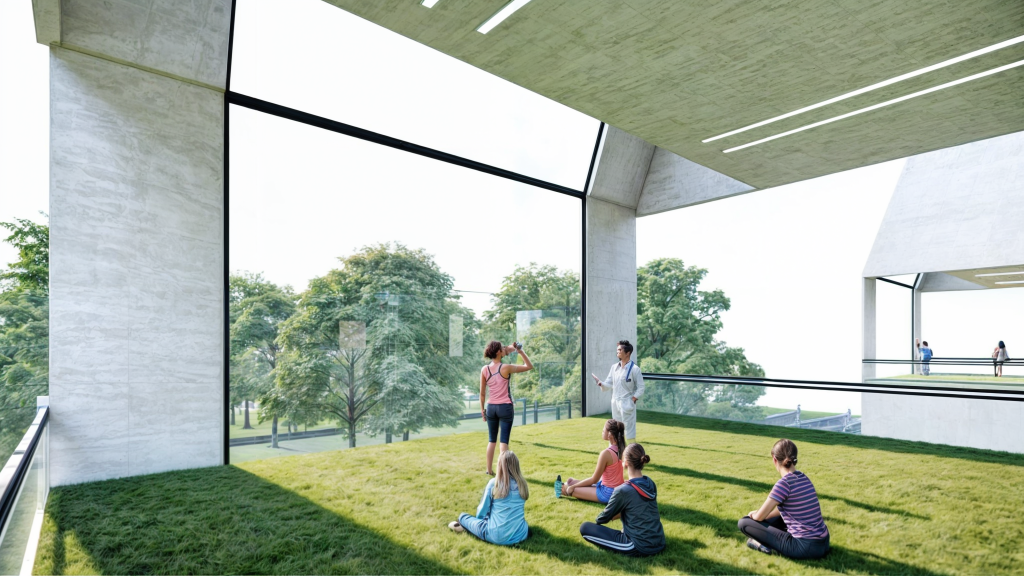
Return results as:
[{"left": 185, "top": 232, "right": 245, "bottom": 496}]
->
[{"left": 481, "top": 340, "right": 533, "bottom": 476}]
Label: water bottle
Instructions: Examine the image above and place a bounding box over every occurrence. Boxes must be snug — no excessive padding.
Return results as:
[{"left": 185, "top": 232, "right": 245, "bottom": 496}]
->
[
  {"left": 509, "top": 341, "right": 522, "bottom": 362},
  {"left": 554, "top": 474, "right": 562, "bottom": 498}
]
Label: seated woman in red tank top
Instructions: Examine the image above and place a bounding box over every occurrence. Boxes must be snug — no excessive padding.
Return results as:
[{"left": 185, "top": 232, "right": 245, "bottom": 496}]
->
[{"left": 562, "top": 419, "right": 627, "bottom": 503}]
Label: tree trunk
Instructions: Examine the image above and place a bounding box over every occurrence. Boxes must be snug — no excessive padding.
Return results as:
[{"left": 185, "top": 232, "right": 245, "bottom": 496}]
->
[
  {"left": 271, "top": 415, "right": 279, "bottom": 448},
  {"left": 230, "top": 406, "right": 235, "bottom": 426},
  {"left": 385, "top": 429, "right": 392, "bottom": 444},
  {"left": 349, "top": 421, "right": 357, "bottom": 448},
  {"left": 243, "top": 400, "right": 252, "bottom": 429},
  {"left": 403, "top": 430, "right": 410, "bottom": 441}
]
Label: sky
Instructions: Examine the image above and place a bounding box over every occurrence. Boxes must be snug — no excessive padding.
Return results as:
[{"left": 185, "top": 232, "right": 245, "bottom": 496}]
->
[{"left": 2, "top": 0, "right": 1021, "bottom": 415}]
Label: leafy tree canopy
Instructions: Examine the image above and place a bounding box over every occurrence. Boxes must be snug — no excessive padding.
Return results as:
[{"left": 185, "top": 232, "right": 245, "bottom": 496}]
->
[{"left": 1, "top": 215, "right": 49, "bottom": 295}]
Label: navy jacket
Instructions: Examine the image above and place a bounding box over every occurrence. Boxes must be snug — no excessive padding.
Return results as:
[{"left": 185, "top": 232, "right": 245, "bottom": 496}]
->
[{"left": 596, "top": 475, "right": 666, "bottom": 555}]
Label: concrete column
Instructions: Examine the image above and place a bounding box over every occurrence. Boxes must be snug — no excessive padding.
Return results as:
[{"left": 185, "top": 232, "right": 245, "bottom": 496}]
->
[
  {"left": 912, "top": 288, "right": 922, "bottom": 374},
  {"left": 585, "top": 198, "right": 637, "bottom": 417},
  {"left": 862, "top": 278, "right": 876, "bottom": 382},
  {"left": 49, "top": 47, "right": 224, "bottom": 485}
]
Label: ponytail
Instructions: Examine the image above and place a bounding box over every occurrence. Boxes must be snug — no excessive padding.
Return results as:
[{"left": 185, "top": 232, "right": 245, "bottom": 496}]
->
[
  {"left": 605, "top": 419, "right": 626, "bottom": 458},
  {"left": 772, "top": 439, "right": 798, "bottom": 468}
]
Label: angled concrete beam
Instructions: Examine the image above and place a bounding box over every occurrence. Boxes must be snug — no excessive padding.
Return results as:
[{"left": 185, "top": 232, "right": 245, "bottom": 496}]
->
[
  {"left": 31, "top": 0, "right": 60, "bottom": 46},
  {"left": 587, "top": 126, "right": 655, "bottom": 210},
  {"left": 636, "top": 149, "right": 755, "bottom": 217}
]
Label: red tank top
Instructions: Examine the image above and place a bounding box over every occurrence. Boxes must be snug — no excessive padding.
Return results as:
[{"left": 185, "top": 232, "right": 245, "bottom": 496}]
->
[
  {"left": 600, "top": 445, "right": 624, "bottom": 487},
  {"left": 485, "top": 364, "right": 513, "bottom": 405}
]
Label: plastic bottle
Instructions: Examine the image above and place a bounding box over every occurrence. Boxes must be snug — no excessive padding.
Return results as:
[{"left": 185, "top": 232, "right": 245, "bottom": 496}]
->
[{"left": 554, "top": 474, "right": 562, "bottom": 498}]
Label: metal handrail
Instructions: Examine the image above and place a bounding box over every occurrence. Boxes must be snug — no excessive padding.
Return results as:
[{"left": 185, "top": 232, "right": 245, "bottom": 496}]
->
[
  {"left": 643, "top": 373, "right": 1024, "bottom": 402},
  {"left": 0, "top": 406, "right": 48, "bottom": 534},
  {"left": 864, "top": 358, "right": 1024, "bottom": 366}
]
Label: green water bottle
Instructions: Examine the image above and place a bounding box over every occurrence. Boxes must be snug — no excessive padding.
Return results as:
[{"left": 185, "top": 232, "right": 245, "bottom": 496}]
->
[{"left": 554, "top": 475, "right": 562, "bottom": 498}]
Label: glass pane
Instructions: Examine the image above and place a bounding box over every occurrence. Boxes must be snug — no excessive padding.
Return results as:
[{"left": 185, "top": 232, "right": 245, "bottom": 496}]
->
[
  {"left": 228, "top": 105, "right": 582, "bottom": 463},
  {"left": 230, "top": 0, "right": 600, "bottom": 191},
  {"left": 0, "top": 412, "right": 48, "bottom": 574}
]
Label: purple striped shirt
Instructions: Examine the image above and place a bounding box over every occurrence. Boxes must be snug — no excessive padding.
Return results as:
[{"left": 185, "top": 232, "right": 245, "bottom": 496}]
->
[{"left": 768, "top": 471, "right": 828, "bottom": 539}]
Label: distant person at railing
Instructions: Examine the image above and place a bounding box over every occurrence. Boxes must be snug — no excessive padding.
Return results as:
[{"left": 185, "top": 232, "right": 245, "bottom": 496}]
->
[
  {"left": 919, "top": 340, "right": 932, "bottom": 376},
  {"left": 449, "top": 450, "right": 530, "bottom": 545},
  {"left": 592, "top": 340, "right": 645, "bottom": 443},
  {"left": 738, "top": 439, "right": 830, "bottom": 560},
  {"left": 579, "top": 443, "right": 666, "bottom": 556},
  {"left": 561, "top": 419, "right": 626, "bottom": 502},
  {"left": 993, "top": 341, "right": 1010, "bottom": 377},
  {"left": 480, "top": 340, "right": 533, "bottom": 476}
]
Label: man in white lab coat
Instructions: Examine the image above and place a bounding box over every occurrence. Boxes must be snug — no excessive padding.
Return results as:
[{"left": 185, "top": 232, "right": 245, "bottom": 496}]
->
[{"left": 591, "top": 340, "right": 645, "bottom": 443}]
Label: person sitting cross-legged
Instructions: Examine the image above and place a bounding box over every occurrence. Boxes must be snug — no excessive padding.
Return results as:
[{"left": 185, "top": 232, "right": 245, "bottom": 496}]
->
[
  {"left": 738, "top": 439, "right": 830, "bottom": 560},
  {"left": 562, "top": 419, "right": 627, "bottom": 503},
  {"left": 579, "top": 443, "right": 665, "bottom": 556},
  {"left": 449, "top": 450, "right": 530, "bottom": 546}
]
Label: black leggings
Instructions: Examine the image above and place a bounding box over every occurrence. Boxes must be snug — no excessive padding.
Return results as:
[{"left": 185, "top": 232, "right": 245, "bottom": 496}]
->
[
  {"left": 580, "top": 522, "right": 638, "bottom": 556},
  {"left": 486, "top": 403, "right": 514, "bottom": 444},
  {"left": 738, "top": 516, "right": 829, "bottom": 560}
]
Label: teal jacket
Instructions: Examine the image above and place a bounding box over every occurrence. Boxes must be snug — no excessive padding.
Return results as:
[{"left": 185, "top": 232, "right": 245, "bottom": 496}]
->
[{"left": 474, "top": 478, "right": 529, "bottom": 545}]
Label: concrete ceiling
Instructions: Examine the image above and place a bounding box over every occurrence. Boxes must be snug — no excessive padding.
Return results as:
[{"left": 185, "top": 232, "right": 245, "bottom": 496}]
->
[{"left": 325, "top": 0, "right": 1024, "bottom": 190}]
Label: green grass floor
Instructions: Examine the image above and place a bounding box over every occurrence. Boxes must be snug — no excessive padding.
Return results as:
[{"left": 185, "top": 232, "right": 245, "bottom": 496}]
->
[{"left": 35, "top": 411, "right": 1024, "bottom": 575}]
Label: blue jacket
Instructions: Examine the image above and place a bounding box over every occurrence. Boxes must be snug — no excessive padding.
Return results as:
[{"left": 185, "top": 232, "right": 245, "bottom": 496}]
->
[{"left": 474, "top": 478, "right": 528, "bottom": 545}]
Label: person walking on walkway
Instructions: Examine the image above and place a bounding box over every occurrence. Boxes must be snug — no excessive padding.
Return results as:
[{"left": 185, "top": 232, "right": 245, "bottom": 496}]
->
[
  {"left": 919, "top": 341, "right": 933, "bottom": 376},
  {"left": 738, "top": 439, "right": 830, "bottom": 560},
  {"left": 480, "top": 340, "right": 533, "bottom": 476},
  {"left": 993, "top": 341, "right": 1010, "bottom": 377},
  {"left": 592, "top": 340, "right": 645, "bottom": 443},
  {"left": 579, "top": 443, "right": 665, "bottom": 556}
]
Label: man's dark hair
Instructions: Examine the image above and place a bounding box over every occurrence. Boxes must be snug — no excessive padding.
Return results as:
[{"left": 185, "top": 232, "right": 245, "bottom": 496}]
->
[
  {"left": 618, "top": 340, "right": 633, "bottom": 355},
  {"left": 923, "top": 341, "right": 928, "bottom": 346}
]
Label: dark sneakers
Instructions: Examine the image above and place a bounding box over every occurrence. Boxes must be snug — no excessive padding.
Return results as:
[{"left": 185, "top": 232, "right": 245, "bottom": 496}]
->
[{"left": 747, "top": 538, "right": 773, "bottom": 555}]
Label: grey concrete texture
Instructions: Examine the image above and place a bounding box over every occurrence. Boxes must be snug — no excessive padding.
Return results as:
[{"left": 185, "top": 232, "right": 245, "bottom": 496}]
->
[
  {"left": 918, "top": 272, "right": 987, "bottom": 292},
  {"left": 49, "top": 47, "right": 224, "bottom": 485},
  {"left": 327, "top": 0, "right": 1024, "bottom": 191},
  {"left": 863, "top": 130, "right": 1024, "bottom": 279},
  {"left": 585, "top": 198, "right": 637, "bottom": 417},
  {"left": 861, "top": 278, "right": 876, "bottom": 381},
  {"left": 32, "top": 0, "right": 61, "bottom": 46},
  {"left": 862, "top": 393, "right": 1024, "bottom": 454},
  {"left": 636, "top": 148, "right": 754, "bottom": 216},
  {"left": 58, "top": 0, "right": 232, "bottom": 89},
  {"left": 588, "top": 126, "right": 654, "bottom": 209}
]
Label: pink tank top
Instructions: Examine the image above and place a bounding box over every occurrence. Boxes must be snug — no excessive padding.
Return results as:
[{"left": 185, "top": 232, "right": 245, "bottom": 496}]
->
[
  {"left": 485, "top": 364, "right": 513, "bottom": 405},
  {"left": 600, "top": 445, "right": 624, "bottom": 487}
]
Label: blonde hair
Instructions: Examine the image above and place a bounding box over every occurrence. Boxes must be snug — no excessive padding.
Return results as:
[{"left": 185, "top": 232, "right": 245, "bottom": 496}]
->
[{"left": 493, "top": 451, "right": 529, "bottom": 500}]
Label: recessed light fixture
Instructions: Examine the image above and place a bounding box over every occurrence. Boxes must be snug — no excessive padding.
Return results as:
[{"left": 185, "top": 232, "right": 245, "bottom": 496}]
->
[
  {"left": 995, "top": 281, "right": 1024, "bottom": 285},
  {"left": 723, "top": 58, "right": 1024, "bottom": 153},
  {"left": 420, "top": 0, "right": 441, "bottom": 7},
  {"left": 477, "top": 0, "right": 534, "bottom": 34},
  {"left": 976, "top": 271, "right": 1024, "bottom": 277},
  {"left": 703, "top": 33, "right": 1024, "bottom": 144}
]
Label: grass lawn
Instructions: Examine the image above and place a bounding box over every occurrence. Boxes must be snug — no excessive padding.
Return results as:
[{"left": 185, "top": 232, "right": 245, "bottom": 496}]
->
[{"left": 35, "top": 411, "right": 1024, "bottom": 575}]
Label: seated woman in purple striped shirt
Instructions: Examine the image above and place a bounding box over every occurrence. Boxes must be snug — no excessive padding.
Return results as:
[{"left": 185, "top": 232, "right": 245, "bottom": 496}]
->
[{"left": 738, "top": 439, "right": 830, "bottom": 559}]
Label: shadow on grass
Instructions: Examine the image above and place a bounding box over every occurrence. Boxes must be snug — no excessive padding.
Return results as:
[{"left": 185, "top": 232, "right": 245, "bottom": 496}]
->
[
  {"left": 36, "top": 466, "right": 455, "bottom": 575},
  {"left": 634, "top": 410, "right": 1024, "bottom": 467},
  {"left": 649, "top": 463, "right": 927, "bottom": 520},
  {"left": 643, "top": 440, "right": 764, "bottom": 459},
  {"left": 522, "top": 526, "right": 761, "bottom": 575},
  {"left": 817, "top": 546, "right": 947, "bottom": 575}
]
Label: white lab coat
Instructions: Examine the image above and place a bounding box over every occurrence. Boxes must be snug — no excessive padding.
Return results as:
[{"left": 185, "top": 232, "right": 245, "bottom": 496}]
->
[{"left": 600, "top": 360, "right": 645, "bottom": 440}]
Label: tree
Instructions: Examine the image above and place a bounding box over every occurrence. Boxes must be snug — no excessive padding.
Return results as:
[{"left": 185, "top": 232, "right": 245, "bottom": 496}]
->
[
  {"left": 0, "top": 216, "right": 49, "bottom": 459},
  {"left": 229, "top": 273, "right": 296, "bottom": 447},
  {"left": 482, "top": 264, "right": 581, "bottom": 405},
  {"left": 636, "top": 258, "right": 766, "bottom": 420},
  {"left": 275, "top": 244, "right": 471, "bottom": 448}
]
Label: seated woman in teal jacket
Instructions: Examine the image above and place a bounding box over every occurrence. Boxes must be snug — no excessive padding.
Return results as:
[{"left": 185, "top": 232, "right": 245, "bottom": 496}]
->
[{"left": 449, "top": 450, "right": 530, "bottom": 545}]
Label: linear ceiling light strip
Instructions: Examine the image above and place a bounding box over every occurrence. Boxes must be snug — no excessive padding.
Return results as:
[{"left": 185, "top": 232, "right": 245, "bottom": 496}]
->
[
  {"left": 420, "top": 0, "right": 441, "bottom": 7},
  {"left": 477, "top": 0, "right": 534, "bottom": 34},
  {"left": 723, "top": 59, "right": 1024, "bottom": 153},
  {"left": 703, "top": 33, "right": 1024, "bottom": 144},
  {"left": 976, "top": 271, "right": 1024, "bottom": 277}
]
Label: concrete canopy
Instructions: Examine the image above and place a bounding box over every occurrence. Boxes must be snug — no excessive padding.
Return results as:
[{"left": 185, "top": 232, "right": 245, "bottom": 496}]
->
[{"left": 326, "top": 0, "right": 1024, "bottom": 191}]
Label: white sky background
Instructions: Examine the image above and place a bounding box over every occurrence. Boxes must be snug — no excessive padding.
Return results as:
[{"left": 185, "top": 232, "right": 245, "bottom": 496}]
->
[{"left": 2, "top": 0, "right": 1021, "bottom": 415}]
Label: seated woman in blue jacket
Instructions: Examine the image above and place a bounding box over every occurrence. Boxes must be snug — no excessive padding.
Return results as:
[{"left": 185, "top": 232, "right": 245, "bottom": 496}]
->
[
  {"left": 580, "top": 443, "right": 666, "bottom": 556},
  {"left": 449, "top": 450, "right": 530, "bottom": 545}
]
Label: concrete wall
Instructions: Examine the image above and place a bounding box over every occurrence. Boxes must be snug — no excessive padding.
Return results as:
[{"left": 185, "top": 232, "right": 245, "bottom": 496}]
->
[
  {"left": 864, "top": 130, "right": 1024, "bottom": 278},
  {"left": 636, "top": 148, "right": 754, "bottom": 217},
  {"left": 862, "top": 394, "right": 1024, "bottom": 454},
  {"left": 49, "top": 47, "right": 224, "bottom": 485},
  {"left": 585, "top": 198, "right": 636, "bottom": 417}
]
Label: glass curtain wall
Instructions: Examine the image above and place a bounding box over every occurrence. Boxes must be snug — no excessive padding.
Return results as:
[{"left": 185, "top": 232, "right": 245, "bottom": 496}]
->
[{"left": 228, "top": 106, "right": 586, "bottom": 463}]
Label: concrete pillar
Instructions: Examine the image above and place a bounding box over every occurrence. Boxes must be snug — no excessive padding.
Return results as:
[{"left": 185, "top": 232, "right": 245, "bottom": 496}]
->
[
  {"left": 912, "top": 288, "right": 922, "bottom": 374},
  {"left": 48, "top": 47, "right": 225, "bottom": 485},
  {"left": 585, "top": 198, "right": 636, "bottom": 417},
  {"left": 862, "top": 278, "right": 876, "bottom": 382}
]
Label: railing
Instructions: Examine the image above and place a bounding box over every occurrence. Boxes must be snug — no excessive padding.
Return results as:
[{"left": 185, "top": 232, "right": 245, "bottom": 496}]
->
[
  {"left": 229, "top": 400, "right": 575, "bottom": 447},
  {"left": 0, "top": 401, "right": 50, "bottom": 575}
]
